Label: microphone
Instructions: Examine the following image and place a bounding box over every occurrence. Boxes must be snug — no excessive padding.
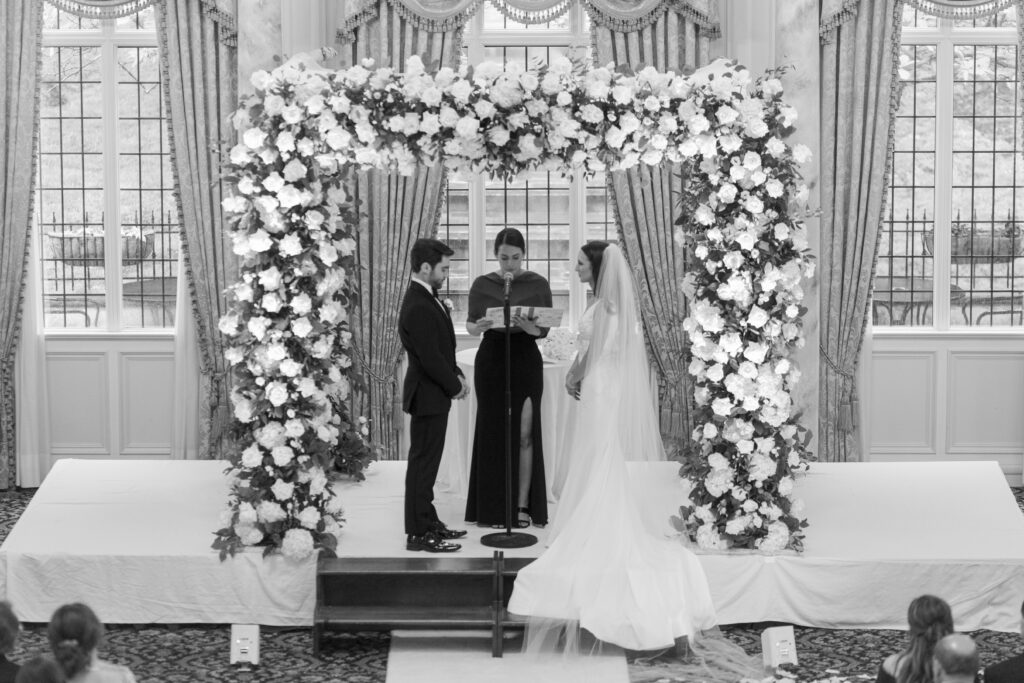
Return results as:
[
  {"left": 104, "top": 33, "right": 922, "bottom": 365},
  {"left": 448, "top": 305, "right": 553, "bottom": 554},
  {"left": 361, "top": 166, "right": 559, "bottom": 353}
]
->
[{"left": 503, "top": 271, "right": 513, "bottom": 299}]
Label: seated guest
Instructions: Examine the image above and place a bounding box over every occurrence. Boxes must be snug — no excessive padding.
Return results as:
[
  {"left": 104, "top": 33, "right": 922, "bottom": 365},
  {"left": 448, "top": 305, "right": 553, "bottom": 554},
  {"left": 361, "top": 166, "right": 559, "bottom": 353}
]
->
[
  {"left": 47, "top": 604, "right": 135, "bottom": 683},
  {"left": 0, "top": 601, "right": 21, "bottom": 682},
  {"left": 932, "top": 633, "right": 979, "bottom": 683},
  {"left": 14, "top": 657, "right": 64, "bottom": 683},
  {"left": 876, "top": 594, "right": 953, "bottom": 683},
  {"left": 984, "top": 599, "right": 1024, "bottom": 683}
]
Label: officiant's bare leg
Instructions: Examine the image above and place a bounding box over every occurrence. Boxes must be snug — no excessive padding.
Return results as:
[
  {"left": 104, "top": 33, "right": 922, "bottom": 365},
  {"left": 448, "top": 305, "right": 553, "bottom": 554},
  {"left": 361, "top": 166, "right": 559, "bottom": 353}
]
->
[{"left": 517, "top": 398, "right": 534, "bottom": 525}]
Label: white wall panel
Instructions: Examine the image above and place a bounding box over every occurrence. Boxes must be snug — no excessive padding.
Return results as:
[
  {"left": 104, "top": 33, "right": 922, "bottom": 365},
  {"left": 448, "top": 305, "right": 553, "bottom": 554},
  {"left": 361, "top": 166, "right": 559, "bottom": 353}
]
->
[
  {"left": 119, "top": 353, "right": 174, "bottom": 455},
  {"left": 948, "top": 353, "right": 1024, "bottom": 451},
  {"left": 47, "top": 353, "right": 110, "bottom": 454},
  {"left": 870, "top": 352, "right": 935, "bottom": 452}
]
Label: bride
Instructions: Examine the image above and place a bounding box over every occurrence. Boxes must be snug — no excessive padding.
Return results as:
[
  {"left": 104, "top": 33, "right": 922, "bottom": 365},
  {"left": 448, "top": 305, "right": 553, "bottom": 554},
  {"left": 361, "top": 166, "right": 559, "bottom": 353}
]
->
[{"left": 507, "top": 241, "right": 717, "bottom": 651}]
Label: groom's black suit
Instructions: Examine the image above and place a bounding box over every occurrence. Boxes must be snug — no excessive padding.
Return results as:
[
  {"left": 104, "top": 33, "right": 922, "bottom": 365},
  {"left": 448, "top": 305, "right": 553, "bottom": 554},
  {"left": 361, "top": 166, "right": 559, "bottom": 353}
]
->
[{"left": 398, "top": 280, "right": 464, "bottom": 536}]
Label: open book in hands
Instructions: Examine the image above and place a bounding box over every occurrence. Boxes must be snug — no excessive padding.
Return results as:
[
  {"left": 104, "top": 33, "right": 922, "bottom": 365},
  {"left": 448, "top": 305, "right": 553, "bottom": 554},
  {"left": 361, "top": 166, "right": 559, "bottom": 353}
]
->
[{"left": 483, "top": 306, "right": 564, "bottom": 329}]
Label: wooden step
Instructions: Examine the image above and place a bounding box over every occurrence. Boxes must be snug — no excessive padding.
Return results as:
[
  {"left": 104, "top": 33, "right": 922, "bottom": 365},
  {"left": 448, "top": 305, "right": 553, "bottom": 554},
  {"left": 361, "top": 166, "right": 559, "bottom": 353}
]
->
[{"left": 314, "top": 551, "right": 533, "bottom": 658}]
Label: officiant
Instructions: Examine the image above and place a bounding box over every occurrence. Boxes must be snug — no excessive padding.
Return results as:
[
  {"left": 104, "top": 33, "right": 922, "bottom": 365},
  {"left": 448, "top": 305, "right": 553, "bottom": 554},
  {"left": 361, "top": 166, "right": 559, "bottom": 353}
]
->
[{"left": 464, "top": 228, "right": 553, "bottom": 529}]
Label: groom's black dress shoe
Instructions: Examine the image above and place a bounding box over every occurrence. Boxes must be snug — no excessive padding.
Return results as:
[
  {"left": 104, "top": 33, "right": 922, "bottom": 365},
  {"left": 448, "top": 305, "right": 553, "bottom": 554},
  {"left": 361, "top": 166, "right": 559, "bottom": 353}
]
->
[
  {"left": 430, "top": 522, "right": 467, "bottom": 539},
  {"left": 407, "top": 531, "right": 461, "bottom": 553}
]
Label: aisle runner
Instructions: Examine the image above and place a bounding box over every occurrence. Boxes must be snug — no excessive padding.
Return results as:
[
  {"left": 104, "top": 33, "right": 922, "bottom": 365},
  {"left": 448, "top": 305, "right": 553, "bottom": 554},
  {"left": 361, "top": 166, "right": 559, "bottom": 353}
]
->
[{"left": 385, "top": 631, "right": 627, "bottom": 683}]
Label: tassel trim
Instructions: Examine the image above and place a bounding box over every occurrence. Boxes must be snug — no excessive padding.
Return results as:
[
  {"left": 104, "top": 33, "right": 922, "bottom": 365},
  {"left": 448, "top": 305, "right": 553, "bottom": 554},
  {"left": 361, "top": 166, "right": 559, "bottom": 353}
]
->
[
  {"left": 819, "top": 0, "right": 860, "bottom": 44},
  {"left": 904, "top": 0, "right": 1018, "bottom": 19},
  {"left": 584, "top": 0, "right": 720, "bottom": 38},
  {"left": 489, "top": 0, "right": 575, "bottom": 25},
  {"left": 43, "top": 0, "right": 159, "bottom": 19},
  {"left": 338, "top": 0, "right": 481, "bottom": 45}
]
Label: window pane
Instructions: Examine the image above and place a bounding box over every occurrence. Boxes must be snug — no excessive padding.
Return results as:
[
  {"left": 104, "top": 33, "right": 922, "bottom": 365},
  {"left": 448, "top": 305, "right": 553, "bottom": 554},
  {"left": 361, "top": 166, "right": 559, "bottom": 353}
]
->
[
  {"left": 438, "top": 178, "right": 470, "bottom": 324},
  {"left": 117, "top": 46, "right": 178, "bottom": 329},
  {"left": 951, "top": 42, "right": 1024, "bottom": 327},
  {"left": 39, "top": 46, "right": 107, "bottom": 329},
  {"left": 876, "top": 44, "right": 936, "bottom": 327}
]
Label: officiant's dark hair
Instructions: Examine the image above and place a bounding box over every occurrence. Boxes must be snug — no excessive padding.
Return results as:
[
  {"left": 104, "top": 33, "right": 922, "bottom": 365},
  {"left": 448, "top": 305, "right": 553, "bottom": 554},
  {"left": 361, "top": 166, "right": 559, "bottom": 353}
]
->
[
  {"left": 581, "top": 240, "right": 610, "bottom": 288},
  {"left": 493, "top": 228, "right": 526, "bottom": 255},
  {"left": 410, "top": 238, "right": 454, "bottom": 273},
  {"left": 48, "top": 603, "right": 104, "bottom": 679}
]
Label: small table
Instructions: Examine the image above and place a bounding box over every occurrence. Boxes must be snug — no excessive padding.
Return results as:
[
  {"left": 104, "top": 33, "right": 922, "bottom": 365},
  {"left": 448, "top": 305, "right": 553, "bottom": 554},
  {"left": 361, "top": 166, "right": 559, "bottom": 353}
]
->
[
  {"left": 873, "top": 276, "right": 966, "bottom": 325},
  {"left": 122, "top": 277, "right": 177, "bottom": 326},
  {"left": 435, "top": 347, "right": 576, "bottom": 503}
]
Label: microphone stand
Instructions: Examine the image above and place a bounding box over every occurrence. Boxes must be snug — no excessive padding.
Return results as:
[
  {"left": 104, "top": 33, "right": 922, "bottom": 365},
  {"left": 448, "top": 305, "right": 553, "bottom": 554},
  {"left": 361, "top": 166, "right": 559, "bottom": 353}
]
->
[{"left": 481, "top": 273, "right": 537, "bottom": 549}]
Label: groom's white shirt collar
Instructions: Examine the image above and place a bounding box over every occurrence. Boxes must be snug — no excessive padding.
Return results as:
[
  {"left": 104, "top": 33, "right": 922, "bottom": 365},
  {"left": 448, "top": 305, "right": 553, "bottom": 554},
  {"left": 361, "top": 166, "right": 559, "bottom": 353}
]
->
[{"left": 411, "top": 276, "right": 433, "bottom": 294}]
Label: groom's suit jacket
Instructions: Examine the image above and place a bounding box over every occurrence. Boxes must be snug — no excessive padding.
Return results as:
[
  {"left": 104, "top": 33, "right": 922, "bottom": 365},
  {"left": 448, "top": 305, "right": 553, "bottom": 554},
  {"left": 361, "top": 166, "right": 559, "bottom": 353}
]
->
[{"left": 398, "top": 282, "right": 463, "bottom": 416}]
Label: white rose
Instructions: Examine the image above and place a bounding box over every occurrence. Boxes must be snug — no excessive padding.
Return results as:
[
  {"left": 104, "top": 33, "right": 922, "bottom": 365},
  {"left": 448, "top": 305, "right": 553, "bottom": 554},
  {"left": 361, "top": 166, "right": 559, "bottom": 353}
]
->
[
  {"left": 265, "top": 381, "right": 290, "bottom": 407},
  {"left": 240, "top": 443, "right": 263, "bottom": 467},
  {"left": 298, "top": 506, "right": 321, "bottom": 530},
  {"left": 260, "top": 292, "right": 283, "bottom": 313},
  {"left": 283, "top": 158, "right": 306, "bottom": 183},
  {"left": 279, "top": 358, "right": 302, "bottom": 377},
  {"left": 747, "top": 307, "right": 770, "bottom": 328},
  {"left": 279, "top": 233, "right": 303, "bottom": 257},
  {"left": 235, "top": 524, "right": 264, "bottom": 546},
  {"left": 258, "top": 500, "right": 287, "bottom": 523},
  {"left": 262, "top": 172, "right": 285, "bottom": 194},
  {"left": 271, "top": 445, "right": 295, "bottom": 467},
  {"left": 707, "top": 452, "right": 730, "bottom": 470},
  {"left": 281, "top": 528, "right": 315, "bottom": 559},
  {"left": 250, "top": 70, "right": 273, "bottom": 91},
  {"left": 792, "top": 144, "right": 812, "bottom": 164},
  {"left": 711, "top": 397, "right": 734, "bottom": 417},
  {"left": 229, "top": 144, "right": 252, "bottom": 165},
  {"left": 778, "top": 476, "right": 794, "bottom": 496},
  {"left": 765, "top": 137, "right": 786, "bottom": 157},
  {"left": 271, "top": 479, "right": 295, "bottom": 502},
  {"left": 277, "top": 184, "right": 305, "bottom": 208},
  {"left": 292, "top": 317, "right": 314, "bottom": 338},
  {"left": 243, "top": 127, "right": 268, "bottom": 150},
  {"left": 519, "top": 72, "right": 539, "bottom": 91},
  {"left": 237, "top": 502, "right": 258, "bottom": 525}
]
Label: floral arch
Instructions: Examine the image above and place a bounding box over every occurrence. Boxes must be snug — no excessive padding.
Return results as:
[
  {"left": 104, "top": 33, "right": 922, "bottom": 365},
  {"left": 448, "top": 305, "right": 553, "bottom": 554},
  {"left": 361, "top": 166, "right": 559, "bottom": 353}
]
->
[{"left": 214, "top": 53, "right": 815, "bottom": 559}]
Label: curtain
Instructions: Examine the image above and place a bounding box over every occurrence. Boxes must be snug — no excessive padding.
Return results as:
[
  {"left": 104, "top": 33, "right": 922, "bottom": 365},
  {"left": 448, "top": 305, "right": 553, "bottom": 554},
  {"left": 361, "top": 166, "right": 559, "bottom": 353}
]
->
[
  {"left": 156, "top": 0, "right": 238, "bottom": 459},
  {"left": 0, "top": 1, "right": 43, "bottom": 490},
  {"left": 15, "top": 232, "right": 50, "bottom": 488},
  {"left": 338, "top": 0, "right": 464, "bottom": 459},
  {"left": 172, "top": 261, "right": 201, "bottom": 460},
  {"left": 590, "top": 5, "right": 716, "bottom": 453},
  {"left": 818, "top": 0, "right": 902, "bottom": 461}
]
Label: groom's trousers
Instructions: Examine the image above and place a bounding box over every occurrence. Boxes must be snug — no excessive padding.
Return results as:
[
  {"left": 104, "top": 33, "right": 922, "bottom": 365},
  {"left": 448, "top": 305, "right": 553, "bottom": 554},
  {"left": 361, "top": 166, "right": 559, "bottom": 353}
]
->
[{"left": 405, "top": 413, "right": 448, "bottom": 536}]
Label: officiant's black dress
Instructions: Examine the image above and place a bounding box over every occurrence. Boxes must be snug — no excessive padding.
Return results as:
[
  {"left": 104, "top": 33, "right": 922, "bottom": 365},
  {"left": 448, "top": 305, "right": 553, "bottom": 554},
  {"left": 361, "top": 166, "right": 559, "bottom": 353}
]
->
[{"left": 464, "top": 271, "right": 552, "bottom": 526}]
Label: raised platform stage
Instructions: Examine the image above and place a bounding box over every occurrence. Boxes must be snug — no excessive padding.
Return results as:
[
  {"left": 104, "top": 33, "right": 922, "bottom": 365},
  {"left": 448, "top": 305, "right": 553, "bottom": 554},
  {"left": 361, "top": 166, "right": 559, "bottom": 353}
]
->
[{"left": 1, "top": 458, "right": 1023, "bottom": 633}]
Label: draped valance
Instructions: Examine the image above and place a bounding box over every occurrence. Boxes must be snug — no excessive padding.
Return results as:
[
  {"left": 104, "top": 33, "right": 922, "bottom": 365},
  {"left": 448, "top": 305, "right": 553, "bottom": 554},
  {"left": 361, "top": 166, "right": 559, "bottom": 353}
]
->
[
  {"left": 338, "top": 0, "right": 719, "bottom": 44},
  {"left": 44, "top": 0, "right": 237, "bottom": 45},
  {"left": 822, "top": 0, "right": 1019, "bottom": 41}
]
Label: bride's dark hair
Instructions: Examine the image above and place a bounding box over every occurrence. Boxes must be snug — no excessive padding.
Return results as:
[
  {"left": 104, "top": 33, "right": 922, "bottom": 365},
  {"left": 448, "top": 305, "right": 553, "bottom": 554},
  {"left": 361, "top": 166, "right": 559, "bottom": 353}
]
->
[{"left": 581, "top": 240, "right": 610, "bottom": 289}]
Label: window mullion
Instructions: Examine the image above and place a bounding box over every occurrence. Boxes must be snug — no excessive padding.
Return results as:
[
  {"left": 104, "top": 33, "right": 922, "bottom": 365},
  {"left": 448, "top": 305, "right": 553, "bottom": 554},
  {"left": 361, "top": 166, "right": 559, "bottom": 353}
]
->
[
  {"left": 102, "top": 33, "right": 122, "bottom": 331},
  {"left": 467, "top": 16, "right": 487, "bottom": 290},
  {"left": 933, "top": 35, "right": 954, "bottom": 330}
]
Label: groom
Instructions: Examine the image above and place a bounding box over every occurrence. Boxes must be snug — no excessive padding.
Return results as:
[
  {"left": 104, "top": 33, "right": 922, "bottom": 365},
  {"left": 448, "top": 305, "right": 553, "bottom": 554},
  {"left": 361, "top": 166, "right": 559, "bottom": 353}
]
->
[{"left": 398, "top": 238, "right": 469, "bottom": 552}]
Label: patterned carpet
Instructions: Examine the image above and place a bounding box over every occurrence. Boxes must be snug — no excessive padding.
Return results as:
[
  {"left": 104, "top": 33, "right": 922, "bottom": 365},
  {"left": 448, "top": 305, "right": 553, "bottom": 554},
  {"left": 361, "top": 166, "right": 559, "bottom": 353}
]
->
[{"left": 0, "top": 487, "right": 1020, "bottom": 682}]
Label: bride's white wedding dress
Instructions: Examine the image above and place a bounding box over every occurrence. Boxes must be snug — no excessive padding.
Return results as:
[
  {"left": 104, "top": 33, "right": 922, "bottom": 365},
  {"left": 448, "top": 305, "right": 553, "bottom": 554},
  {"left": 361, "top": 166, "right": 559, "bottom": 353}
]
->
[{"left": 507, "top": 245, "right": 717, "bottom": 651}]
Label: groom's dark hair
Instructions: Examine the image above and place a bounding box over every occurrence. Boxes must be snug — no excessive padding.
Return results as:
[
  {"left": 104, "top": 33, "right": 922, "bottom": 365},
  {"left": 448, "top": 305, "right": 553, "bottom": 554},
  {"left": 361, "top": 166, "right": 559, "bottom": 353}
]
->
[
  {"left": 581, "top": 240, "right": 611, "bottom": 288},
  {"left": 410, "top": 238, "right": 454, "bottom": 273}
]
